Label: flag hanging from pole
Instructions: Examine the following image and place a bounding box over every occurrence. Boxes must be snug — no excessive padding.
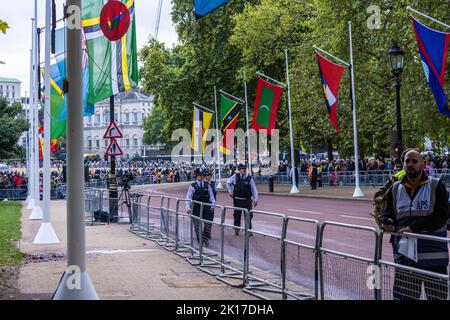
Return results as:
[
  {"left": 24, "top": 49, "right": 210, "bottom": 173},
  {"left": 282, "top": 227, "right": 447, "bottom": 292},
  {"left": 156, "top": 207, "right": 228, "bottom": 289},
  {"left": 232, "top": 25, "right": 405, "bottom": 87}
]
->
[
  {"left": 411, "top": 17, "right": 450, "bottom": 117},
  {"left": 193, "top": 0, "right": 230, "bottom": 20},
  {"left": 251, "top": 78, "right": 283, "bottom": 135},
  {"left": 191, "top": 106, "right": 213, "bottom": 153},
  {"left": 82, "top": 0, "right": 138, "bottom": 105},
  {"left": 317, "top": 53, "right": 346, "bottom": 132},
  {"left": 220, "top": 94, "right": 243, "bottom": 155}
]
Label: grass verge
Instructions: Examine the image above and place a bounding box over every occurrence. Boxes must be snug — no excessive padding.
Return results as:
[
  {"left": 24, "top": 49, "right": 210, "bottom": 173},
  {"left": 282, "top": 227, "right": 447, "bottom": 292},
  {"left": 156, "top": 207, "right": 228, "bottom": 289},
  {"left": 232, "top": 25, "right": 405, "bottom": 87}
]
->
[{"left": 0, "top": 202, "right": 23, "bottom": 271}]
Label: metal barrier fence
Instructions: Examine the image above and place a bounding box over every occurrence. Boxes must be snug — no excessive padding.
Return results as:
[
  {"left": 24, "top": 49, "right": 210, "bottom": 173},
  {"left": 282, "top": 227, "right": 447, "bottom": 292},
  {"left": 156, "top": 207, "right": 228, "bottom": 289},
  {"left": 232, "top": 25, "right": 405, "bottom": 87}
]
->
[
  {"left": 0, "top": 186, "right": 67, "bottom": 201},
  {"left": 88, "top": 188, "right": 450, "bottom": 301}
]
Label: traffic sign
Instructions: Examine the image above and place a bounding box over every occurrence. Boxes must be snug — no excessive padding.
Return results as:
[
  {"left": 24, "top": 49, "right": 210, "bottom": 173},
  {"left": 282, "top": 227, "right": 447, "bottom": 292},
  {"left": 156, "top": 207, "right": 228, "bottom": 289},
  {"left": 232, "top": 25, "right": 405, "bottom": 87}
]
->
[
  {"left": 105, "top": 138, "right": 123, "bottom": 156},
  {"left": 104, "top": 121, "right": 123, "bottom": 139}
]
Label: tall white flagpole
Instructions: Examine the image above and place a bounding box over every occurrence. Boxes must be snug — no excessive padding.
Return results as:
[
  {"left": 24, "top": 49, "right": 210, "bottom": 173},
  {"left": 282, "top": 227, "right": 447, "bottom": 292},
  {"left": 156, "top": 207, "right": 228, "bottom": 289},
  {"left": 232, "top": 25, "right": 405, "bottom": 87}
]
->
[
  {"left": 213, "top": 86, "right": 223, "bottom": 189},
  {"left": 53, "top": 0, "right": 99, "bottom": 299},
  {"left": 26, "top": 45, "right": 35, "bottom": 209},
  {"left": 285, "top": 49, "right": 299, "bottom": 194},
  {"left": 33, "top": 0, "right": 59, "bottom": 244},
  {"left": 349, "top": 21, "right": 364, "bottom": 198},
  {"left": 244, "top": 82, "right": 252, "bottom": 174},
  {"left": 30, "top": 0, "right": 43, "bottom": 219}
]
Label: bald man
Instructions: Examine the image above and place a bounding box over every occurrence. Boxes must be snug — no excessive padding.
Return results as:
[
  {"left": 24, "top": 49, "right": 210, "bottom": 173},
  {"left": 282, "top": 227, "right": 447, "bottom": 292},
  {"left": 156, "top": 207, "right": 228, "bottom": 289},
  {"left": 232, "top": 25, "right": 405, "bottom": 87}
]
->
[{"left": 382, "top": 148, "right": 449, "bottom": 300}]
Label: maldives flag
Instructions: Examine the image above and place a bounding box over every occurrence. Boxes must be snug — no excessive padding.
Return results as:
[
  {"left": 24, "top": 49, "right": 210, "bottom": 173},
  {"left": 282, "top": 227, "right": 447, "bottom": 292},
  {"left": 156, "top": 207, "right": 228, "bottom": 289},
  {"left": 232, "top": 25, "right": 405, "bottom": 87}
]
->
[
  {"left": 411, "top": 17, "right": 450, "bottom": 117},
  {"left": 251, "top": 78, "right": 283, "bottom": 135},
  {"left": 317, "top": 53, "right": 346, "bottom": 132}
]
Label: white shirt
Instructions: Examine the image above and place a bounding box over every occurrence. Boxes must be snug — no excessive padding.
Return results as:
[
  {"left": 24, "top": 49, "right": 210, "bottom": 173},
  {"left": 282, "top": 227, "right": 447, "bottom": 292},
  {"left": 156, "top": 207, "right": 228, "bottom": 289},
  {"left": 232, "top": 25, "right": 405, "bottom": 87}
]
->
[
  {"left": 227, "top": 173, "right": 258, "bottom": 202},
  {"left": 185, "top": 180, "right": 216, "bottom": 210}
]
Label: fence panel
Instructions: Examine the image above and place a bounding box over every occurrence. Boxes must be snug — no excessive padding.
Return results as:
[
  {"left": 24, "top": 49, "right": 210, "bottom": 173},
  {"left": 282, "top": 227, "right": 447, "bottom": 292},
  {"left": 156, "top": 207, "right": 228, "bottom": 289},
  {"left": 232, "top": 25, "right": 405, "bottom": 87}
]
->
[{"left": 318, "top": 221, "right": 380, "bottom": 300}]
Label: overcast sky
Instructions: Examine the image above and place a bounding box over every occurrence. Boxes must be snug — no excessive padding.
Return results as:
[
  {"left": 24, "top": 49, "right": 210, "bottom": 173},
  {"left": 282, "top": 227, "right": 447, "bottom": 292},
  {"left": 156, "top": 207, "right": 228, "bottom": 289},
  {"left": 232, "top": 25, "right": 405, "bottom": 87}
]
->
[{"left": 0, "top": 0, "right": 179, "bottom": 96}]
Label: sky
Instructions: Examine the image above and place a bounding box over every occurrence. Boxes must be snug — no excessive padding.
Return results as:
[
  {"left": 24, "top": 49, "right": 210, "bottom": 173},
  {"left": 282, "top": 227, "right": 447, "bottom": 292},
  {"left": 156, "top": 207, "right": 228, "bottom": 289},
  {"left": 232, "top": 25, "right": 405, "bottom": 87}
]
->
[{"left": 0, "top": 0, "right": 179, "bottom": 97}]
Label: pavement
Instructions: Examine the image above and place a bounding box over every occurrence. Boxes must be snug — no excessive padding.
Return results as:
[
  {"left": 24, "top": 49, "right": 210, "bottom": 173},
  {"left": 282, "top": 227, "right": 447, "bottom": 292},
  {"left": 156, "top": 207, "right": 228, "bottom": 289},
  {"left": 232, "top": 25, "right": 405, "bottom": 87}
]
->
[{"left": 16, "top": 200, "right": 256, "bottom": 300}]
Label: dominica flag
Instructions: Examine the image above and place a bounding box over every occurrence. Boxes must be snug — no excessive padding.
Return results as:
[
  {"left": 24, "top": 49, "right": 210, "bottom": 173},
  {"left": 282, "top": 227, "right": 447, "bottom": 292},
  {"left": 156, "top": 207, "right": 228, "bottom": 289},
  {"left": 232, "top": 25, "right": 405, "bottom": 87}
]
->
[
  {"left": 193, "top": 0, "right": 230, "bottom": 20},
  {"left": 82, "top": 0, "right": 138, "bottom": 105},
  {"left": 317, "top": 53, "right": 346, "bottom": 132},
  {"left": 220, "top": 94, "right": 243, "bottom": 155},
  {"left": 251, "top": 78, "right": 283, "bottom": 135},
  {"left": 191, "top": 106, "right": 213, "bottom": 153},
  {"left": 411, "top": 17, "right": 450, "bottom": 117}
]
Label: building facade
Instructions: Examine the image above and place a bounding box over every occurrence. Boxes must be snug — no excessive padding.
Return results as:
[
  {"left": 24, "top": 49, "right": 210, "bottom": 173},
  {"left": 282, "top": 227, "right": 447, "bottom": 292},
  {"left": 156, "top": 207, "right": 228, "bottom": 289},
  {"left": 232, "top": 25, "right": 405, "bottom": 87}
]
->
[
  {"left": 83, "top": 89, "right": 153, "bottom": 159},
  {"left": 0, "top": 77, "right": 21, "bottom": 102}
]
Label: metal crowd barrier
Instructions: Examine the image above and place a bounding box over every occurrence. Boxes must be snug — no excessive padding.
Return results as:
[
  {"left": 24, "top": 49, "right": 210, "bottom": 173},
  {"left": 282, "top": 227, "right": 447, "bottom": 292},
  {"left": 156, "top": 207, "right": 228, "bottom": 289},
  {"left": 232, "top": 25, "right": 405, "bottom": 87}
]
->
[
  {"left": 378, "top": 231, "right": 450, "bottom": 300},
  {"left": 120, "top": 188, "right": 450, "bottom": 301},
  {"left": 317, "top": 221, "right": 381, "bottom": 300}
]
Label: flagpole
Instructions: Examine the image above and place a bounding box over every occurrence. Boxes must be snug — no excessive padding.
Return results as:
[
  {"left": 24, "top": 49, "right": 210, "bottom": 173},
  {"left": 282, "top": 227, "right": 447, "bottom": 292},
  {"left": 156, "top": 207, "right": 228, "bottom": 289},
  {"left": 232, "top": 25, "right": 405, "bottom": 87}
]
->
[
  {"left": 349, "top": 21, "right": 364, "bottom": 198},
  {"left": 54, "top": 0, "right": 98, "bottom": 299},
  {"left": 244, "top": 82, "right": 252, "bottom": 174},
  {"left": 285, "top": 49, "right": 299, "bottom": 194},
  {"left": 33, "top": 0, "right": 59, "bottom": 243},
  {"left": 26, "top": 43, "right": 35, "bottom": 209},
  {"left": 407, "top": 6, "right": 450, "bottom": 29},
  {"left": 30, "top": 0, "right": 43, "bottom": 220},
  {"left": 313, "top": 45, "right": 350, "bottom": 67},
  {"left": 214, "top": 86, "right": 223, "bottom": 189}
]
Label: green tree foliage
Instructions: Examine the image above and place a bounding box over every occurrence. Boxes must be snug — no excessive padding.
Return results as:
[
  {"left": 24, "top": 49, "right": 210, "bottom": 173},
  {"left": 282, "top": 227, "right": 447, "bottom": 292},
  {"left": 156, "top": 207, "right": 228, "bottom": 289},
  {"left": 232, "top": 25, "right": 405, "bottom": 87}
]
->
[
  {"left": 0, "top": 19, "right": 8, "bottom": 34},
  {"left": 140, "top": 0, "right": 450, "bottom": 157},
  {"left": 0, "top": 97, "right": 29, "bottom": 159}
]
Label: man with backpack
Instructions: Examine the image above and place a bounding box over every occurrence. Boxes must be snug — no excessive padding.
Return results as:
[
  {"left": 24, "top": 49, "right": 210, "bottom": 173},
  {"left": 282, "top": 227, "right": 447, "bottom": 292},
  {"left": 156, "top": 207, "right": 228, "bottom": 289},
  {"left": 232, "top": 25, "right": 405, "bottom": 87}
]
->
[{"left": 381, "top": 148, "right": 449, "bottom": 300}]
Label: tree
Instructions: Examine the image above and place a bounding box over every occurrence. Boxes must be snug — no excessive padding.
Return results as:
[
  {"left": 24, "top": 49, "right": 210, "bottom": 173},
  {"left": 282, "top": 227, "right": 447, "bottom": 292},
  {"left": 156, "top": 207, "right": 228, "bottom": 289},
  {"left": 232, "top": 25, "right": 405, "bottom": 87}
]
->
[
  {"left": 0, "top": 19, "right": 9, "bottom": 34},
  {"left": 0, "top": 97, "right": 29, "bottom": 159}
]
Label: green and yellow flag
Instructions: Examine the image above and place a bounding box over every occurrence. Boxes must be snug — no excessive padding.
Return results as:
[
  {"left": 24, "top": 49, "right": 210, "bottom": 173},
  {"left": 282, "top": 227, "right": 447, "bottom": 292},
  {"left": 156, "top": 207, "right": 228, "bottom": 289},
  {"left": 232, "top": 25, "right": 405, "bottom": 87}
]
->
[{"left": 82, "top": 0, "right": 138, "bottom": 105}]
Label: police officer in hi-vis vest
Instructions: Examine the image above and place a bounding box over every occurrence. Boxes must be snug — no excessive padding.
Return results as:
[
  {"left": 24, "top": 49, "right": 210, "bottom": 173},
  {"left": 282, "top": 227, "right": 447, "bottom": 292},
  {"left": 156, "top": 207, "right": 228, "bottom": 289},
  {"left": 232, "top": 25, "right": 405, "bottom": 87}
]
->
[
  {"left": 186, "top": 168, "right": 215, "bottom": 247},
  {"left": 227, "top": 164, "right": 259, "bottom": 236},
  {"left": 382, "top": 148, "right": 449, "bottom": 300}
]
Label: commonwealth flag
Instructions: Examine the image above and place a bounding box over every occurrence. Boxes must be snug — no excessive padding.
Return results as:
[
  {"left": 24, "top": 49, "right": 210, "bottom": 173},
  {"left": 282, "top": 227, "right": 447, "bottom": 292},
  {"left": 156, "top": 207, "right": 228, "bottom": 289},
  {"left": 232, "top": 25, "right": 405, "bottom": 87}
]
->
[
  {"left": 191, "top": 106, "right": 213, "bottom": 153},
  {"left": 317, "top": 53, "right": 346, "bottom": 132},
  {"left": 82, "top": 0, "right": 138, "bottom": 105},
  {"left": 220, "top": 94, "right": 242, "bottom": 155},
  {"left": 411, "top": 17, "right": 450, "bottom": 117}
]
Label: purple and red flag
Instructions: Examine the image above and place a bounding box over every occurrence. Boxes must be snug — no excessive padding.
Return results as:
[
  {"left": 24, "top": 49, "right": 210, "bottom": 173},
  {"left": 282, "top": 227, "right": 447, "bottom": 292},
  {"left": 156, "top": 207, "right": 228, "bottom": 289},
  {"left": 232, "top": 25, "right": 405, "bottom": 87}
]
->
[
  {"left": 411, "top": 16, "right": 450, "bottom": 117},
  {"left": 317, "top": 53, "right": 346, "bottom": 132}
]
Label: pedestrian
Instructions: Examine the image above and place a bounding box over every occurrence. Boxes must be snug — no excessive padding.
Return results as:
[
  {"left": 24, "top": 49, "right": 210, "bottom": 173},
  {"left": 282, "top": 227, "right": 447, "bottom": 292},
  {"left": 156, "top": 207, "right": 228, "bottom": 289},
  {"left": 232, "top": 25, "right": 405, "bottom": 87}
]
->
[
  {"left": 185, "top": 168, "right": 215, "bottom": 247},
  {"left": 310, "top": 163, "right": 318, "bottom": 190},
  {"left": 227, "top": 163, "right": 258, "bottom": 236},
  {"left": 381, "top": 148, "right": 449, "bottom": 300}
]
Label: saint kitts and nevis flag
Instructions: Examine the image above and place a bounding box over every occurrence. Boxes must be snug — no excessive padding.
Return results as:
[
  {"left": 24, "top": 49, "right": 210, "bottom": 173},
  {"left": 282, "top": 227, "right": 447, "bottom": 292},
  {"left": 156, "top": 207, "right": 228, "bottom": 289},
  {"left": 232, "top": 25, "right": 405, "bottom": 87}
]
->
[
  {"left": 251, "top": 78, "right": 284, "bottom": 135},
  {"left": 220, "top": 95, "right": 243, "bottom": 154},
  {"left": 317, "top": 53, "right": 346, "bottom": 133},
  {"left": 82, "top": 0, "right": 138, "bottom": 105},
  {"left": 191, "top": 106, "right": 213, "bottom": 153},
  {"left": 411, "top": 17, "right": 450, "bottom": 117}
]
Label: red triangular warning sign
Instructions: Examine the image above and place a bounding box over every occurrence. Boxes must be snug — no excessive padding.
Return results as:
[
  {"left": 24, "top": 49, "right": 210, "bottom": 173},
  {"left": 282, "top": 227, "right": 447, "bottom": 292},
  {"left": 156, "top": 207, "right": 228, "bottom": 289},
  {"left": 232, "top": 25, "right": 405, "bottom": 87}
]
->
[
  {"left": 104, "top": 121, "right": 123, "bottom": 139},
  {"left": 105, "top": 138, "right": 123, "bottom": 156}
]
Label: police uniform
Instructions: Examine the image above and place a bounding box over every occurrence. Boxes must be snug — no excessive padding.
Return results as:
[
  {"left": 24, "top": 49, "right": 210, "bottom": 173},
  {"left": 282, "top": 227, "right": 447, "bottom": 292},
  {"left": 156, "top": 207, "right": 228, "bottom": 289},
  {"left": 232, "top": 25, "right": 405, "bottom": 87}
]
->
[
  {"left": 186, "top": 171, "right": 215, "bottom": 244},
  {"left": 383, "top": 172, "right": 449, "bottom": 300},
  {"left": 227, "top": 166, "right": 258, "bottom": 235}
]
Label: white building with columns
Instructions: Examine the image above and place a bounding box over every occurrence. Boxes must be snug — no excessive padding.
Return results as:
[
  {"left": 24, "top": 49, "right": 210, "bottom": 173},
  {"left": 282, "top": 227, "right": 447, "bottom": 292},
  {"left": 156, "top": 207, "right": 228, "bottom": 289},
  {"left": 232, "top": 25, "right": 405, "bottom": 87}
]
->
[{"left": 83, "top": 89, "right": 153, "bottom": 159}]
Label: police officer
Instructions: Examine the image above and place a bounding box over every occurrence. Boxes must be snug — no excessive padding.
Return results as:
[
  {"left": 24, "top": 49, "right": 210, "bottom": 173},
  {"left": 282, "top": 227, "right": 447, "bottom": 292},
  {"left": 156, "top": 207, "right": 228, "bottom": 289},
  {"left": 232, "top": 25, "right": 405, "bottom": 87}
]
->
[
  {"left": 382, "top": 148, "right": 449, "bottom": 300},
  {"left": 227, "top": 164, "right": 258, "bottom": 236},
  {"left": 203, "top": 170, "right": 217, "bottom": 243},
  {"left": 186, "top": 168, "right": 215, "bottom": 247}
]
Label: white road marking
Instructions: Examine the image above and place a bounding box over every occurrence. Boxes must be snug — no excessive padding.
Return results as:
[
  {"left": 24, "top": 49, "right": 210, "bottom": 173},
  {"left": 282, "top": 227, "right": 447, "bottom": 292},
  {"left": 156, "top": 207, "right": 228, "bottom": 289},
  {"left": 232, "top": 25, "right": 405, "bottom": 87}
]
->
[
  {"left": 287, "top": 209, "right": 324, "bottom": 215},
  {"left": 340, "top": 215, "right": 373, "bottom": 221}
]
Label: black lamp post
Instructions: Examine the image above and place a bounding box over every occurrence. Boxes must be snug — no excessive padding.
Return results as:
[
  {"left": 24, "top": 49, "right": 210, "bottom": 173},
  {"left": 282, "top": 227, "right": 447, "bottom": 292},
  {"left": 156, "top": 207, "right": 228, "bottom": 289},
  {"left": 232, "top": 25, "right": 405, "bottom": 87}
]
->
[{"left": 388, "top": 41, "right": 405, "bottom": 159}]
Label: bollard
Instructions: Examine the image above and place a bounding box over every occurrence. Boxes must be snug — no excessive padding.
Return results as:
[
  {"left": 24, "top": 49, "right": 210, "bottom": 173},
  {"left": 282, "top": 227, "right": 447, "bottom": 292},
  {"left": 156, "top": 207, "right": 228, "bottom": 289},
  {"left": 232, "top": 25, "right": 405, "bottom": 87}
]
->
[{"left": 269, "top": 176, "right": 274, "bottom": 193}]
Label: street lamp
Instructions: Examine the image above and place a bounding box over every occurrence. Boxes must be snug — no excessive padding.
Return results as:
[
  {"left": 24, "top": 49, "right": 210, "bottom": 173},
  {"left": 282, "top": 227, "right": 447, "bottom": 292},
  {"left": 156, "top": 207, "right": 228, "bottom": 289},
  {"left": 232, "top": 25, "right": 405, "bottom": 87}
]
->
[{"left": 387, "top": 41, "right": 405, "bottom": 159}]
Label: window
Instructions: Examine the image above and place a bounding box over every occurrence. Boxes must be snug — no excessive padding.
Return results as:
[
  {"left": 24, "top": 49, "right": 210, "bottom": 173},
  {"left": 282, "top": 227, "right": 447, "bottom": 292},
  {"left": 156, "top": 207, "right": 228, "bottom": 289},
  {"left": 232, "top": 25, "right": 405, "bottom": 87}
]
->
[
  {"left": 125, "top": 136, "right": 130, "bottom": 147},
  {"left": 87, "top": 138, "right": 92, "bottom": 148},
  {"left": 133, "top": 136, "right": 138, "bottom": 146},
  {"left": 96, "top": 139, "right": 100, "bottom": 148},
  {"left": 133, "top": 112, "right": 138, "bottom": 123},
  {"left": 114, "top": 113, "right": 118, "bottom": 122},
  {"left": 125, "top": 113, "right": 130, "bottom": 123},
  {"left": 12, "top": 92, "right": 15, "bottom": 99},
  {"left": 104, "top": 140, "right": 108, "bottom": 147},
  {"left": 104, "top": 111, "right": 110, "bottom": 124},
  {"left": 95, "top": 113, "right": 101, "bottom": 125}
]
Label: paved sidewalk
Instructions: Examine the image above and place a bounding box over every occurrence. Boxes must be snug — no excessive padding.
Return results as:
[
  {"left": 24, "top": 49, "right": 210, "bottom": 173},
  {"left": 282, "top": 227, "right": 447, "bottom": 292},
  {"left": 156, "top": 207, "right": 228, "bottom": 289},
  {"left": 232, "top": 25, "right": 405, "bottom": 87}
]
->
[{"left": 17, "top": 201, "right": 255, "bottom": 300}]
